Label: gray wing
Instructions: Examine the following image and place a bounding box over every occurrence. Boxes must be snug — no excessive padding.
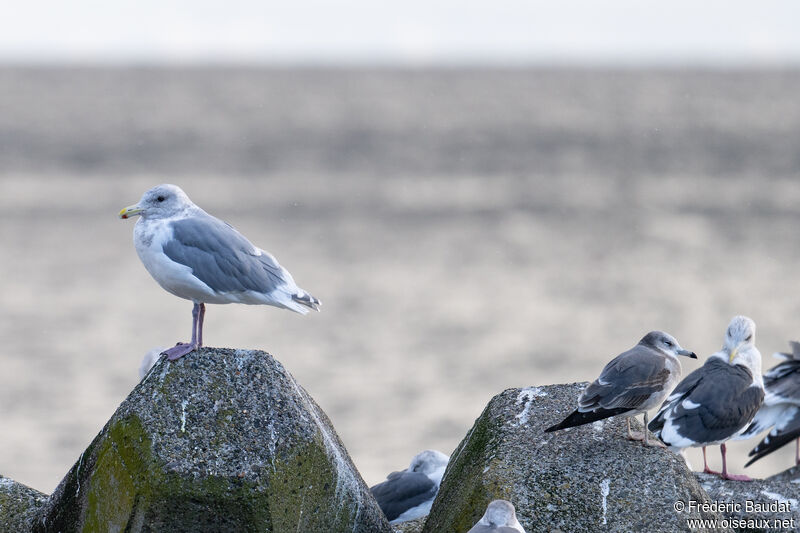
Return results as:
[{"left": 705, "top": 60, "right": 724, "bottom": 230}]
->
[
  {"left": 579, "top": 345, "right": 670, "bottom": 412},
  {"left": 763, "top": 360, "right": 800, "bottom": 402},
  {"left": 649, "top": 358, "right": 763, "bottom": 444},
  {"left": 746, "top": 406, "right": 800, "bottom": 466},
  {"left": 163, "top": 213, "right": 290, "bottom": 294},
  {"left": 370, "top": 471, "right": 436, "bottom": 522}
]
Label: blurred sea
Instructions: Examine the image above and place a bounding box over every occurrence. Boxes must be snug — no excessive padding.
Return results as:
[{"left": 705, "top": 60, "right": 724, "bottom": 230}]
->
[{"left": 1, "top": 67, "right": 800, "bottom": 493}]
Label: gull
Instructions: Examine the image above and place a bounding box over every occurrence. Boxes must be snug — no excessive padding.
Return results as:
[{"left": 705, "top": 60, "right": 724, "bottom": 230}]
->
[
  {"left": 649, "top": 316, "right": 764, "bottom": 481},
  {"left": 370, "top": 450, "right": 449, "bottom": 524},
  {"left": 468, "top": 500, "right": 526, "bottom": 533},
  {"left": 138, "top": 347, "right": 165, "bottom": 379},
  {"left": 545, "top": 331, "right": 696, "bottom": 446},
  {"left": 120, "top": 184, "right": 320, "bottom": 360},
  {"left": 738, "top": 340, "right": 800, "bottom": 467}
]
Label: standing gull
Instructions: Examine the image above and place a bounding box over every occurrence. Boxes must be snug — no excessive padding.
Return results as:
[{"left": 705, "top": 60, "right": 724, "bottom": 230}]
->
[
  {"left": 120, "top": 184, "right": 320, "bottom": 360},
  {"left": 370, "top": 450, "right": 449, "bottom": 524},
  {"left": 648, "top": 316, "right": 764, "bottom": 481},
  {"left": 738, "top": 341, "right": 800, "bottom": 467},
  {"left": 545, "top": 331, "right": 696, "bottom": 446},
  {"left": 468, "top": 500, "right": 527, "bottom": 533}
]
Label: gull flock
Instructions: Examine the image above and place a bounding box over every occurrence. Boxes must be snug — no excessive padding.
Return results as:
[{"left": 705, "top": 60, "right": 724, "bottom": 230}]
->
[{"left": 121, "top": 184, "right": 798, "bottom": 527}]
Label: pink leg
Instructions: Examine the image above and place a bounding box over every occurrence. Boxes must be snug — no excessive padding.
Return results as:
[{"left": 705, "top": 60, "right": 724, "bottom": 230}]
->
[
  {"left": 720, "top": 443, "right": 753, "bottom": 481},
  {"left": 197, "top": 303, "right": 205, "bottom": 347},
  {"left": 161, "top": 302, "right": 203, "bottom": 361},
  {"left": 702, "top": 446, "right": 720, "bottom": 475}
]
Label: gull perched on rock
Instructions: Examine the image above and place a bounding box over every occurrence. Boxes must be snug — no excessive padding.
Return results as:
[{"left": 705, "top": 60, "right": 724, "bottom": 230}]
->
[
  {"left": 468, "top": 500, "right": 527, "bottom": 533},
  {"left": 737, "top": 340, "right": 800, "bottom": 467},
  {"left": 545, "top": 331, "right": 696, "bottom": 446},
  {"left": 120, "top": 184, "right": 320, "bottom": 360},
  {"left": 370, "top": 449, "right": 449, "bottom": 524},
  {"left": 649, "top": 316, "right": 764, "bottom": 481}
]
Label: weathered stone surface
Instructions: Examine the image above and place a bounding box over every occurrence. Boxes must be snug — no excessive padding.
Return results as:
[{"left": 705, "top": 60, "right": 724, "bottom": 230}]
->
[
  {"left": 424, "top": 383, "right": 728, "bottom": 533},
  {"left": 32, "top": 347, "right": 391, "bottom": 533},
  {"left": 0, "top": 475, "right": 47, "bottom": 532},
  {"left": 698, "top": 472, "right": 800, "bottom": 533},
  {"left": 766, "top": 464, "right": 800, "bottom": 483},
  {"left": 393, "top": 516, "right": 426, "bottom": 533}
]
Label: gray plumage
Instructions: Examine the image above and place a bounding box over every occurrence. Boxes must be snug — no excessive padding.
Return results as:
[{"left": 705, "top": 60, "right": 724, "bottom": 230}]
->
[
  {"left": 370, "top": 449, "right": 449, "bottom": 524},
  {"left": 546, "top": 331, "right": 695, "bottom": 441},
  {"left": 163, "top": 215, "right": 292, "bottom": 297},
  {"left": 120, "top": 184, "right": 319, "bottom": 360},
  {"left": 739, "top": 341, "right": 800, "bottom": 466},
  {"left": 648, "top": 316, "right": 763, "bottom": 481},
  {"left": 371, "top": 471, "right": 437, "bottom": 522},
  {"left": 648, "top": 358, "right": 764, "bottom": 446}
]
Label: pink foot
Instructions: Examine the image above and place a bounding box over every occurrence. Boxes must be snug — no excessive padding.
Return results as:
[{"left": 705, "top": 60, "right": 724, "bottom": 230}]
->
[
  {"left": 703, "top": 466, "right": 721, "bottom": 476},
  {"left": 721, "top": 472, "right": 754, "bottom": 482},
  {"left": 161, "top": 342, "right": 197, "bottom": 361},
  {"left": 627, "top": 431, "right": 645, "bottom": 441}
]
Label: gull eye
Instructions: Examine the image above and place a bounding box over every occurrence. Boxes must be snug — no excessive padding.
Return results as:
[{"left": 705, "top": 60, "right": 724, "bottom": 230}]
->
[
  {"left": 157, "top": 195, "right": 165, "bottom": 202},
  {"left": 664, "top": 340, "right": 673, "bottom": 348},
  {"left": 745, "top": 334, "right": 752, "bottom": 342}
]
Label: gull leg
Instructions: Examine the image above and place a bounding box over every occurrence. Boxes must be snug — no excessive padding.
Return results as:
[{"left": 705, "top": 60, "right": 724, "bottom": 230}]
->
[
  {"left": 702, "top": 446, "right": 721, "bottom": 475},
  {"left": 719, "top": 443, "right": 753, "bottom": 481},
  {"left": 642, "top": 412, "right": 666, "bottom": 448},
  {"left": 626, "top": 417, "right": 644, "bottom": 441},
  {"left": 796, "top": 438, "right": 800, "bottom": 466},
  {"left": 197, "top": 303, "right": 205, "bottom": 347},
  {"left": 161, "top": 303, "right": 201, "bottom": 360}
]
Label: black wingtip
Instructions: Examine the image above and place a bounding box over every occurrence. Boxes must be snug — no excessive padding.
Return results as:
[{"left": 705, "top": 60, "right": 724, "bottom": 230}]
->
[
  {"left": 744, "top": 454, "right": 763, "bottom": 468},
  {"left": 544, "top": 407, "right": 631, "bottom": 434}
]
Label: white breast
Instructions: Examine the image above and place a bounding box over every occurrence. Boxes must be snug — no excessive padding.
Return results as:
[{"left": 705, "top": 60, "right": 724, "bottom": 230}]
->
[{"left": 133, "top": 218, "right": 218, "bottom": 303}]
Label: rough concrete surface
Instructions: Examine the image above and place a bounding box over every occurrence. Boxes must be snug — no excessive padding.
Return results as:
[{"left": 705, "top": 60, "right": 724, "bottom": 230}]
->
[
  {"left": 31, "top": 347, "right": 391, "bottom": 533},
  {"left": 0, "top": 475, "right": 47, "bottom": 532},
  {"left": 698, "top": 471, "right": 800, "bottom": 533},
  {"left": 424, "top": 383, "right": 729, "bottom": 533}
]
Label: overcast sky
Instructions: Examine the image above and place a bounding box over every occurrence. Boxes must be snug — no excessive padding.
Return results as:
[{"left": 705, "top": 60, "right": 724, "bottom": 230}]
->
[{"left": 3, "top": 0, "right": 800, "bottom": 65}]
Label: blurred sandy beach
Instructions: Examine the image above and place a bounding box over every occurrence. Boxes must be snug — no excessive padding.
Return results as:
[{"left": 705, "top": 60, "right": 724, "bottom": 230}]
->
[{"left": 1, "top": 67, "right": 800, "bottom": 493}]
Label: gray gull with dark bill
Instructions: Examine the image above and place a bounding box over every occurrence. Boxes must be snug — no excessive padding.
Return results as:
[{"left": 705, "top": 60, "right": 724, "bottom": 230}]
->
[
  {"left": 648, "top": 315, "right": 764, "bottom": 481},
  {"left": 120, "top": 184, "right": 320, "bottom": 360},
  {"left": 738, "top": 340, "right": 800, "bottom": 467},
  {"left": 545, "top": 331, "right": 696, "bottom": 446},
  {"left": 370, "top": 449, "right": 449, "bottom": 524},
  {"left": 468, "top": 500, "right": 526, "bottom": 533}
]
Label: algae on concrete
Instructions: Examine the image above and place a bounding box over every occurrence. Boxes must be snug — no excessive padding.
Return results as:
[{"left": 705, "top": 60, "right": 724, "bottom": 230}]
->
[
  {"left": 424, "top": 383, "right": 730, "bottom": 533},
  {"left": 32, "top": 347, "right": 391, "bottom": 533}
]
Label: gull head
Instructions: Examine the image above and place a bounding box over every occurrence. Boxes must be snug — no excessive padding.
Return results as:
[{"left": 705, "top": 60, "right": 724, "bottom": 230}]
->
[
  {"left": 640, "top": 331, "right": 696, "bottom": 359},
  {"left": 119, "top": 184, "right": 194, "bottom": 221},
  {"left": 481, "top": 499, "right": 519, "bottom": 527},
  {"left": 408, "top": 449, "right": 449, "bottom": 484},
  {"left": 723, "top": 315, "right": 760, "bottom": 371}
]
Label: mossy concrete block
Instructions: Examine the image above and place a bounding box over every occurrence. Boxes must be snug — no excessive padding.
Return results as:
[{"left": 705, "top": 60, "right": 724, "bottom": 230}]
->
[
  {"left": 32, "top": 347, "right": 391, "bottom": 533},
  {"left": 424, "top": 383, "right": 728, "bottom": 533},
  {"left": 0, "top": 475, "right": 48, "bottom": 532},
  {"left": 698, "top": 472, "right": 800, "bottom": 532}
]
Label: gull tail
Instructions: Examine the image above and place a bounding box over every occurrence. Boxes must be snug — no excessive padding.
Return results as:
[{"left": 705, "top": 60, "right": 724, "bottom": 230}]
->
[
  {"left": 292, "top": 291, "right": 321, "bottom": 312},
  {"left": 545, "top": 407, "right": 630, "bottom": 432}
]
